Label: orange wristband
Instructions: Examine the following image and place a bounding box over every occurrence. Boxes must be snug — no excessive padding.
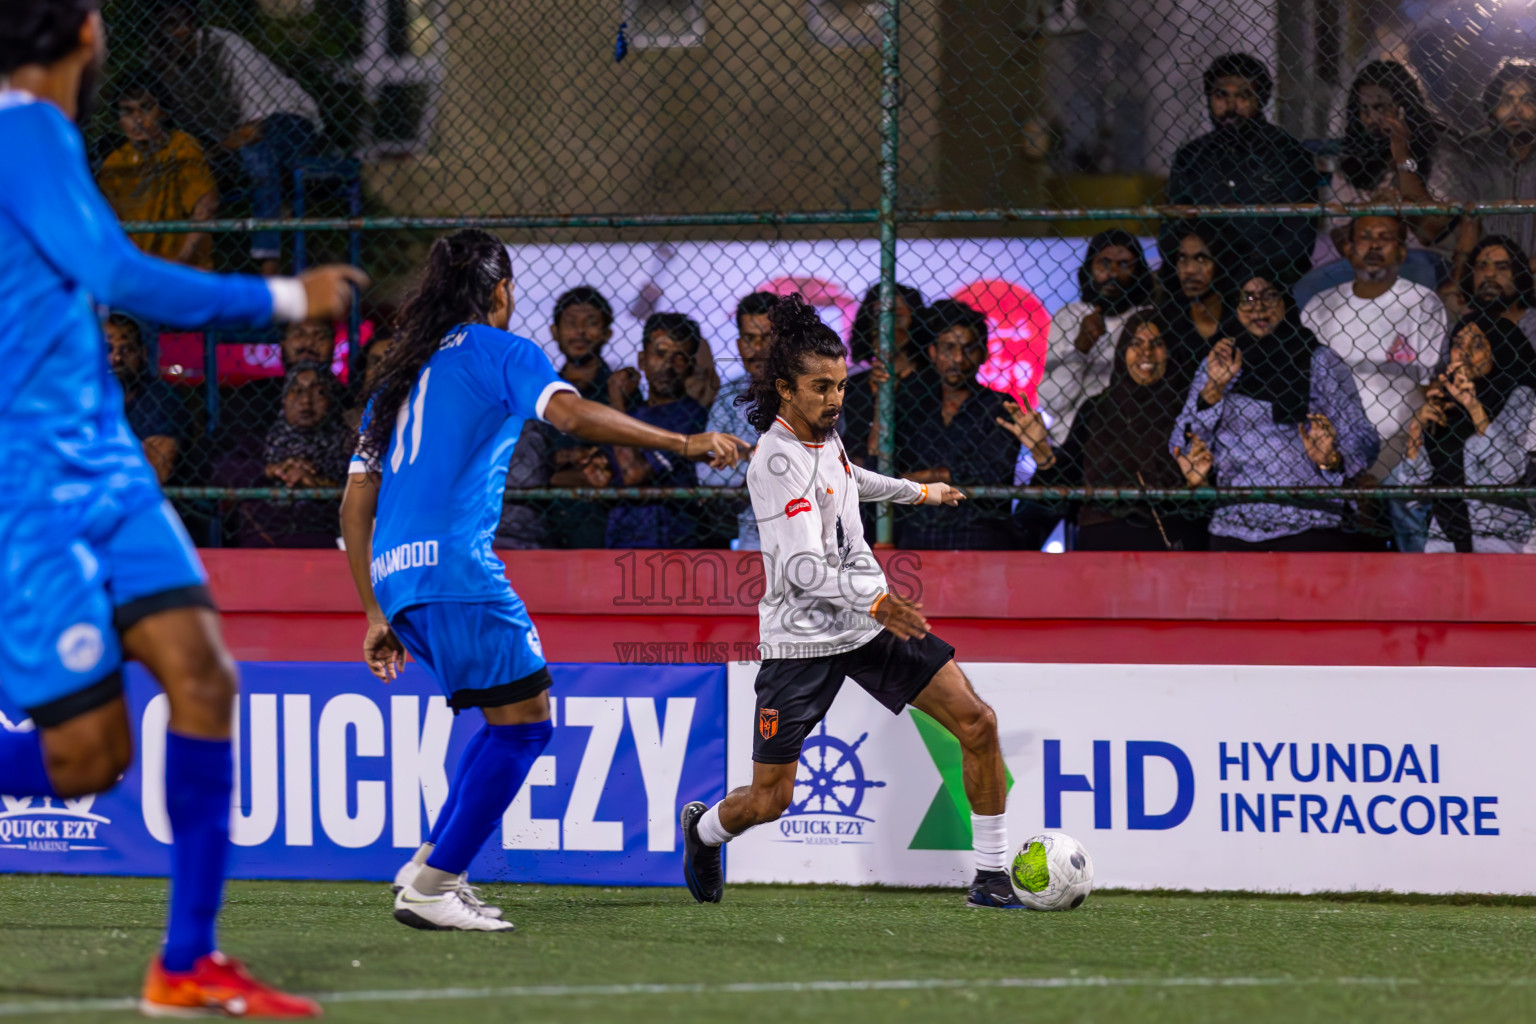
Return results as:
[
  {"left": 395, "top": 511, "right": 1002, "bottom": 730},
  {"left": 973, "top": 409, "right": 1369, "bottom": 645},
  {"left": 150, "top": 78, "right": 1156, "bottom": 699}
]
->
[
  {"left": 870, "top": 593, "right": 889, "bottom": 618},
  {"left": 916, "top": 484, "right": 928, "bottom": 505}
]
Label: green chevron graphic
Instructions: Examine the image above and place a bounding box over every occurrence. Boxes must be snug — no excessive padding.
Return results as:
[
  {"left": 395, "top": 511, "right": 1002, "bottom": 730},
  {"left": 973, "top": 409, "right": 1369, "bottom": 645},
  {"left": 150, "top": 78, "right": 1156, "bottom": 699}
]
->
[{"left": 907, "top": 708, "right": 1014, "bottom": 850}]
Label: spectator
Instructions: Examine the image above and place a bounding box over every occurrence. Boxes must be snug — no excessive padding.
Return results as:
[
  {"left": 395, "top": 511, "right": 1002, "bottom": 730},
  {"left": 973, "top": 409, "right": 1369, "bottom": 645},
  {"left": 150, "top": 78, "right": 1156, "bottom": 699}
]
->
[
  {"left": 1171, "top": 272, "right": 1381, "bottom": 551},
  {"left": 1005, "top": 312, "right": 1208, "bottom": 551},
  {"left": 344, "top": 326, "right": 394, "bottom": 432},
  {"left": 1388, "top": 315, "right": 1536, "bottom": 552},
  {"left": 105, "top": 312, "right": 190, "bottom": 484},
  {"left": 1159, "top": 221, "right": 1228, "bottom": 388},
  {"left": 605, "top": 314, "right": 709, "bottom": 549},
  {"left": 843, "top": 283, "right": 925, "bottom": 468},
  {"left": 1042, "top": 229, "right": 1155, "bottom": 443},
  {"left": 543, "top": 286, "right": 621, "bottom": 548},
  {"left": 495, "top": 420, "right": 552, "bottom": 551},
  {"left": 1293, "top": 60, "right": 1454, "bottom": 310},
  {"left": 1443, "top": 60, "right": 1536, "bottom": 292},
  {"left": 215, "top": 362, "right": 352, "bottom": 547},
  {"left": 149, "top": 0, "right": 321, "bottom": 274},
  {"left": 894, "top": 301, "right": 1022, "bottom": 549},
  {"left": 1299, "top": 215, "right": 1446, "bottom": 468},
  {"left": 96, "top": 69, "right": 217, "bottom": 269},
  {"left": 1451, "top": 235, "right": 1536, "bottom": 344},
  {"left": 1160, "top": 53, "right": 1319, "bottom": 290},
  {"left": 698, "top": 291, "right": 778, "bottom": 549},
  {"left": 220, "top": 318, "right": 335, "bottom": 445}
]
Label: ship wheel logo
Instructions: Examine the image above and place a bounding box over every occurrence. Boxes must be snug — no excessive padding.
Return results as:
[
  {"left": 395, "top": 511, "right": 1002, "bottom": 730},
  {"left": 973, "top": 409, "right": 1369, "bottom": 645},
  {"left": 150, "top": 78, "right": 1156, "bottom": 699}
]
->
[{"left": 785, "top": 722, "right": 886, "bottom": 820}]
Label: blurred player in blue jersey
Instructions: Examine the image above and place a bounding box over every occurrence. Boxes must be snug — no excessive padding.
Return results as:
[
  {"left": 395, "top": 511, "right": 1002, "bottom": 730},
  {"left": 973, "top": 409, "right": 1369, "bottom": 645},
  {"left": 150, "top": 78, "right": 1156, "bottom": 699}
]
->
[
  {"left": 0, "top": 0, "right": 366, "bottom": 1015},
  {"left": 339, "top": 229, "right": 749, "bottom": 931}
]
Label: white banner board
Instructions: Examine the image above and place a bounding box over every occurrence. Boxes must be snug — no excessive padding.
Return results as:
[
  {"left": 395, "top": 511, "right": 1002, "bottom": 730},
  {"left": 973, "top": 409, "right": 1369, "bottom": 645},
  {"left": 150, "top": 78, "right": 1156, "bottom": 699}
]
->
[{"left": 723, "top": 663, "right": 1534, "bottom": 894}]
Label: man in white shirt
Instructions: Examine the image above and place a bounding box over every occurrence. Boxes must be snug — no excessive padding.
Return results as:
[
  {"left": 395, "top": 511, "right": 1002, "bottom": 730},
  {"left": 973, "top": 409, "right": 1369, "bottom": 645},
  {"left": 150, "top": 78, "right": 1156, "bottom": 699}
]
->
[
  {"left": 677, "top": 295, "right": 1027, "bottom": 911},
  {"left": 152, "top": 1, "right": 322, "bottom": 272},
  {"left": 1042, "top": 229, "right": 1154, "bottom": 443},
  {"left": 1300, "top": 215, "right": 1447, "bottom": 470}
]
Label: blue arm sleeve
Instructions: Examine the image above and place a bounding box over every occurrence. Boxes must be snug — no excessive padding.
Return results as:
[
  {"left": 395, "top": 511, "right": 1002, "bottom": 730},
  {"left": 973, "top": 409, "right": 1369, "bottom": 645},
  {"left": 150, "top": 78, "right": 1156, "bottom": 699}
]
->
[
  {"left": 5, "top": 104, "right": 272, "bottom": 329},
  {"left": 490, "top": 328, "right": 573, "bottom": 421}
]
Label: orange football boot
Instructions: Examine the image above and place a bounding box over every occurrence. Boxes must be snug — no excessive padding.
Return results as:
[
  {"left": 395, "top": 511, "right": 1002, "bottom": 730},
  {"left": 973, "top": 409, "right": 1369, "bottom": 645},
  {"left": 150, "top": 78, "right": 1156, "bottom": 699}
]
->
[{"left": 140, "top": 952, "right": 322, "bottom": 1018}]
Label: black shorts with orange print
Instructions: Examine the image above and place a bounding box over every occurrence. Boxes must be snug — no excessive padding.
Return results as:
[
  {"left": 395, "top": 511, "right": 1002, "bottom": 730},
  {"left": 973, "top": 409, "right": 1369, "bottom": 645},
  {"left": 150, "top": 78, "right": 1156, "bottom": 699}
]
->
[{"left": 750, "top": 630, "right": 956, "bottom": 764}]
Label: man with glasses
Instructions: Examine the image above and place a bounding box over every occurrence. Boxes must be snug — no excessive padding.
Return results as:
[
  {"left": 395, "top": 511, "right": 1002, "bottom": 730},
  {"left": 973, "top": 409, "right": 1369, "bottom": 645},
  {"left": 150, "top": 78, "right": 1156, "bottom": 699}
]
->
[
  {"left": 1300, "top": 215, "right": 1445, "bottom": 471},
  {"left": 698, "top": 291, "right": 778, "bottom": 549},
  {"left": 1159, "top": 52, "right": 1319, "bottom": 290}
]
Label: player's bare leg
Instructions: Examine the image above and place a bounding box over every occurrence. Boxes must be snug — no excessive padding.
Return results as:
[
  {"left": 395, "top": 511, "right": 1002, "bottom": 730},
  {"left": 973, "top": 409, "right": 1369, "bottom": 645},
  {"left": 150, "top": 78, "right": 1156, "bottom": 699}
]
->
[
  {"left": 910, "top": 660, "right": 1023, "bottom": 908},
  {"left": 681, "top": 760, "right": 795, "bottom": 903},
  {"left": 125, "top": 607, "right": 321, "bottom": 1018}
]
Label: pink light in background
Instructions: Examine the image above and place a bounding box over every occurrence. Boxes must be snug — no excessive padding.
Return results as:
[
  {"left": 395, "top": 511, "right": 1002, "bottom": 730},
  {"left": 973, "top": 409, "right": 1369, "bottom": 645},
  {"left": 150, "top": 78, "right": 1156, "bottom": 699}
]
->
[{"left": 952, "top": 279, "right": 1050, "bottom": 408}]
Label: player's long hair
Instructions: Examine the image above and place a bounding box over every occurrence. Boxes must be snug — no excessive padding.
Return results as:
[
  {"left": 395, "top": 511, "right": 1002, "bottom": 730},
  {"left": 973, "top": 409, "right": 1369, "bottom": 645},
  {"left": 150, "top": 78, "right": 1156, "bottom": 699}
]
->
[
  {"left": 740, "top": 293, "right": 847, "bottom": 433},
  {"left": 359, "top": 229, "right": 510, "bottom": 464}
]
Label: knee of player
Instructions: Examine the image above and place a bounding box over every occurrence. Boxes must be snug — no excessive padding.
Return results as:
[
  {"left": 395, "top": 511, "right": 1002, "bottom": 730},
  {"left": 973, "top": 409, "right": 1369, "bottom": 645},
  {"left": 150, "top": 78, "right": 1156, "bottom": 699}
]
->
[
  {"left": 48, "top": 735, "right": 133, "bottom": 798},
  {"left": 953, "top": 701, "right": 999, "bottom": 752},
  {"left": 164, "top": 649, "right": 239, "bottom": 714}
]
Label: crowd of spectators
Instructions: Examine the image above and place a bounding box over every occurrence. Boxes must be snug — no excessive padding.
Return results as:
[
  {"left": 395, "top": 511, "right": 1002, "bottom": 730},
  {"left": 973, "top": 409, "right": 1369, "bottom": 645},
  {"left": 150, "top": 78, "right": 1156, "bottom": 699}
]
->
[{"left": 96, "top": 42, "right": 1536, "bottom": 552}]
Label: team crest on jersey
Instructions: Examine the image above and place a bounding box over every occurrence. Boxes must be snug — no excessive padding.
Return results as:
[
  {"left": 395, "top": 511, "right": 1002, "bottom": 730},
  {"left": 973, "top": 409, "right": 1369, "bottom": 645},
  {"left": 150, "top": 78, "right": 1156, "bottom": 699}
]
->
[
  {"left": 784, "top": 497, "right": 812, "bottom": 518},
  {"left": 759, "top": 708, "right": 779, "bottom": 740},
  {"left": 56, "top": 624, "right": 104, "bottom": 674}
]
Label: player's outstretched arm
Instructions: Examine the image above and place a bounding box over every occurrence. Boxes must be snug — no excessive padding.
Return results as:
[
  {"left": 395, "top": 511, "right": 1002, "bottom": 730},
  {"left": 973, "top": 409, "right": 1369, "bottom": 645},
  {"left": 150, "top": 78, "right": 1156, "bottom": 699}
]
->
[
  {"left": 339, "top": 471, "right": 405, "bottom": 681},
  {"left": 543, "top": 390, "right": 751, "bottom": 468},
  {"left": 849, "top": 463, "right": 966, "bottom": 506},
  {"left": 7, "top": 104, "right": 367, "bottom": 327}
]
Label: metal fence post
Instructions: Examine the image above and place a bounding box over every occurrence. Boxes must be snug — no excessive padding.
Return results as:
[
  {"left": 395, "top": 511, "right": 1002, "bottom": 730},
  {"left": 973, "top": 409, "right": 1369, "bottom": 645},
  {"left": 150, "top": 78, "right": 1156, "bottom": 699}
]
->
[{"left": 875, "top": 0, "right": 901, "bottom": 546}]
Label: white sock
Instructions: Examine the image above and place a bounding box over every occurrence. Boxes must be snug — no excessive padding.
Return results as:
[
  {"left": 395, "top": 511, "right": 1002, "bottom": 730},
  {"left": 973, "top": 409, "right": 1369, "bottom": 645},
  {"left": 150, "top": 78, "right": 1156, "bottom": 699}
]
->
[
  {"left": 972, "top": 812, "right": 1008, "bottom": 873},
  {"left": 697, "top": 802, "right": 739, "bottom": 847},
  {"left": 410, "top": 842, "right": 433, "bottom": 867}
]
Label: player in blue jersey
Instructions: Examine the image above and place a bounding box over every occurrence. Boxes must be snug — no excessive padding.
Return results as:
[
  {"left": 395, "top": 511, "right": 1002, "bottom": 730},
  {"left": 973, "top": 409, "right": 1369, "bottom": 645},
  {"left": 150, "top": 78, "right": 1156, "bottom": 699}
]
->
[
  {"left": 0, "top": 0, "right": 366, "bottom": 1015},
  {"left": 339, "top": 229, "right": 749, "bottom": 931}
]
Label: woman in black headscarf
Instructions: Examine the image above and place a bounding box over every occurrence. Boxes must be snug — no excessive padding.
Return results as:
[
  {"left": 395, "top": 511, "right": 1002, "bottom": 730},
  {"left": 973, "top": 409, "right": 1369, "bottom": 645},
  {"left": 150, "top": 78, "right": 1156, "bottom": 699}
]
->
[
  {"left": 1000, "top": 311, "right": 1207, "bottom": 550},
  {"left": 1390, "top": 314, "right": 1536, "bottom": 552},
  {"left": 1167, "top": 271, "right": 1382, "bottom": 551}
]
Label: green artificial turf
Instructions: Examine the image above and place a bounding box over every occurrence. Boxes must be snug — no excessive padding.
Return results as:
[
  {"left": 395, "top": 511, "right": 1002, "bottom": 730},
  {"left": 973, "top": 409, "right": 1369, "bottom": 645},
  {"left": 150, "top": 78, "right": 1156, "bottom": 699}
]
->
[{"left": 0, "top": 876, "right": 1534, "bottom": 1022}]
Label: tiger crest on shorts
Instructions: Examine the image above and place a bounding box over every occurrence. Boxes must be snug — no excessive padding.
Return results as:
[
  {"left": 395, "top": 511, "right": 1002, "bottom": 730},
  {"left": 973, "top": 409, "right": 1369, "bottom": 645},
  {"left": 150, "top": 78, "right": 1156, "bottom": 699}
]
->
[{"left": 759, "top": 708, "right": 779, "bottom": 740}]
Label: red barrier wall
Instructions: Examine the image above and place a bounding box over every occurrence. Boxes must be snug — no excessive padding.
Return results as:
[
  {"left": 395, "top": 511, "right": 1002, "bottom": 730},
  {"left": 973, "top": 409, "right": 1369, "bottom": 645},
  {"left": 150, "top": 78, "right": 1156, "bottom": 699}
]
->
[{"left": 205, "top": 551, "right": 1535, "bottom": 667}]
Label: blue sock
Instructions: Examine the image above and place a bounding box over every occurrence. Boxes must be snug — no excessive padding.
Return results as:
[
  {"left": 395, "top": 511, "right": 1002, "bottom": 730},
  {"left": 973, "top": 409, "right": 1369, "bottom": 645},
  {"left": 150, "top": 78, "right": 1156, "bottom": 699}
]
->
[
  {"left": 162, "top": 733, "right": 232, "bottom": 973},
  {"left": 426, "top": 721, "right": 553, "bottom": 875},
  {"left": 427, "top": 727, "right": 490, "bottom": 846},
  {"left": 0, "top": 729, "right": 56, "bottom": 797}
]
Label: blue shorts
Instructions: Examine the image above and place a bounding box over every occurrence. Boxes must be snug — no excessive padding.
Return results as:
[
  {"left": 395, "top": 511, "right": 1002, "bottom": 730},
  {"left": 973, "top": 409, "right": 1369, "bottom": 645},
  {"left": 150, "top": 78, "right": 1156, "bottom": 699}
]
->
[
  {"left": 390, "top": 597, "right": 551, "bottom": 711},
  {"left": 0, "top": 499, "right": 209, "bottom": 725}
]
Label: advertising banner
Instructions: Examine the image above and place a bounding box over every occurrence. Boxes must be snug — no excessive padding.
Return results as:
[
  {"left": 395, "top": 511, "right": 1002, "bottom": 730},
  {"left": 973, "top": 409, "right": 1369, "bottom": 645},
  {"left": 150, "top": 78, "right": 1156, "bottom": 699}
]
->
[
  {"left": 501, "top": 237, "right": 1151, "bottom": 406},
  {"left": 0, "top": 662, "right": 726, "bottom": 885},
  {"left": 723, "top": 663, "right": 1535, "bottom": 894}
]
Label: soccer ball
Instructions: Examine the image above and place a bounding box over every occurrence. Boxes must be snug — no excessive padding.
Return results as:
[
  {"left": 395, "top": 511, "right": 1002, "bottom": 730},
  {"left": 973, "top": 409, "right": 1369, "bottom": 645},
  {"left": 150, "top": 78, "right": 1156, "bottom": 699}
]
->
[{"left": 1009, "top": 832, "right": 1093, "bottom": 911}]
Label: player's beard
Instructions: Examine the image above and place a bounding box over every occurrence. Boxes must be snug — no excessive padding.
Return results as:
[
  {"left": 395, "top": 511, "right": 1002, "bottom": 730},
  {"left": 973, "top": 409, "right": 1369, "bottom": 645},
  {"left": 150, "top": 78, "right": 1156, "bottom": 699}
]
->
[{"left": 809, "top": 407, "right": 840, "bottom": 442}]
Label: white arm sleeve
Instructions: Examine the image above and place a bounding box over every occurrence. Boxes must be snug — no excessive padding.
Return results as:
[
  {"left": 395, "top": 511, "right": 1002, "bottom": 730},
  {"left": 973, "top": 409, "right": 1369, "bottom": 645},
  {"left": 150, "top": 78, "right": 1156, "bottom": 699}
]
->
[{"left": 850, "top": 463, "right": 925, "bottom": 504}]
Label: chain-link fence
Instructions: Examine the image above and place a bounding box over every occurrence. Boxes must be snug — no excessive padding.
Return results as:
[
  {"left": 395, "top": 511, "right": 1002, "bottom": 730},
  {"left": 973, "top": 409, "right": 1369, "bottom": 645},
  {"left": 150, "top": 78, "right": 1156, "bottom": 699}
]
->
[{"left": 91, "top": 0, "right": 1536, "bottom": 552}]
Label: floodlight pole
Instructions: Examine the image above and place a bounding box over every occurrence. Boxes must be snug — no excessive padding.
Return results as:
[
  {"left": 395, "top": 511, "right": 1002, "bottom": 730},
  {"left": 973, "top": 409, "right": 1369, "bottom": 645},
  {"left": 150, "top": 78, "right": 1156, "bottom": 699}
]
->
[{"left": 874, "top": 0, "right": 901, "bottom": 546}]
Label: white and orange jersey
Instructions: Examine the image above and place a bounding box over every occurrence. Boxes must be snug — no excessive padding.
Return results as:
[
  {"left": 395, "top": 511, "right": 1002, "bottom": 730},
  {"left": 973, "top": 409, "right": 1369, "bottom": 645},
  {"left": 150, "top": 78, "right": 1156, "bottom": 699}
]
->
[{"left": 747, "top": 415, "right": 925, "bottom": 659}]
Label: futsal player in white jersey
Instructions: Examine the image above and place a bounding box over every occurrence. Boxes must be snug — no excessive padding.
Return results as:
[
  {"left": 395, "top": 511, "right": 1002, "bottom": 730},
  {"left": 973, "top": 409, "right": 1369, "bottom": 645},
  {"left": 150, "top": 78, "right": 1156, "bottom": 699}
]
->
[{"left": 679, "top": 294, "right": 1026, "bottom": 909}]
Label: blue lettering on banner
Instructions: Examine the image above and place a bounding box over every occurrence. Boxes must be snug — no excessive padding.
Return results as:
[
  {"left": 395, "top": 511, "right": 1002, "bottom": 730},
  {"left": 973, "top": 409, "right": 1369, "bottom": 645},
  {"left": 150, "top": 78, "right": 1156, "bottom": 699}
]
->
[
  {"left": 1046, "top": 739, "right": 1502, "bottom": 840},
  {"left": 0, "top": 663, "right": 725, "bottom": 884}
]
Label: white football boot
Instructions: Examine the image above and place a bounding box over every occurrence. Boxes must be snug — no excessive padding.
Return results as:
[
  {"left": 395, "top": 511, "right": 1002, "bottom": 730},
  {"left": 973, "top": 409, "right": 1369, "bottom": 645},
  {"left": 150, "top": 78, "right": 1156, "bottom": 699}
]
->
[
  {"left": 393, "top": 884, "right": 514, "bottom": 932},
  {"left": 393, "top": 858, "right": 503, "bottom": 919}
]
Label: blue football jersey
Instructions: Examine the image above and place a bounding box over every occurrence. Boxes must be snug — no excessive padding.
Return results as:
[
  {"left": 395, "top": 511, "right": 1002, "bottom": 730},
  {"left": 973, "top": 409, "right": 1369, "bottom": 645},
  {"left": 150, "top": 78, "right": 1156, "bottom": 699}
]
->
[
  {"left": 0, "top": 90, "right": 271, "bottom": 514},
  {"left": 358, "top": 323, "right": 575, "bottom": 617}
]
